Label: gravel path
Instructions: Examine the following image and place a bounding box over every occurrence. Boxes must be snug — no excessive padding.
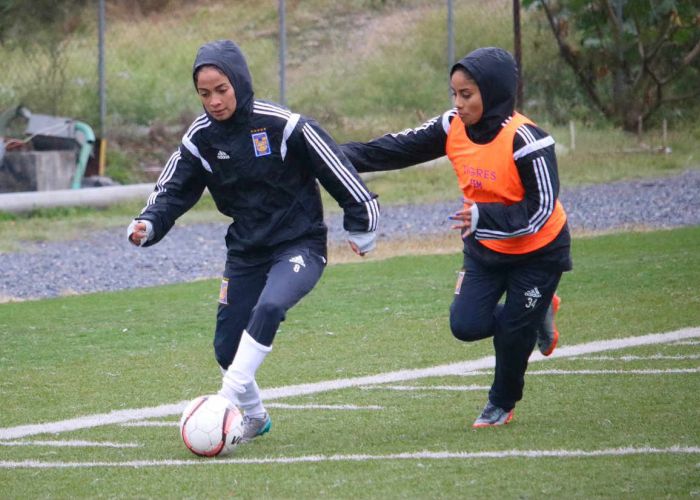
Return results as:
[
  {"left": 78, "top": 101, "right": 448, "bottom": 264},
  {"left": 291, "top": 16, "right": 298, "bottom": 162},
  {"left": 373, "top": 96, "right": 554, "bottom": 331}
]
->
[{"left": 1, "top": 170, "right": 698, "bottom": 301}]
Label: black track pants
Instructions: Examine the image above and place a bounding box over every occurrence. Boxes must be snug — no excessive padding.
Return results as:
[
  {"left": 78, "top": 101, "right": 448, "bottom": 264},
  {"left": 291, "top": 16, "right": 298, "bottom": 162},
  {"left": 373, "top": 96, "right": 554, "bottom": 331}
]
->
[
  {"left": 214, "top": 242, "right": 326, "bottom": 369},
  {"left": 450, "top": 253, "right": 561, "bottom": 411}
]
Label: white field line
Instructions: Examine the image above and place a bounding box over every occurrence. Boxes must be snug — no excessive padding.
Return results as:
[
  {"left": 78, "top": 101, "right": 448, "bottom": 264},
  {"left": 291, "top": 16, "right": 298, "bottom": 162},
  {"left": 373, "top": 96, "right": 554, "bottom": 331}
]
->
[
  {"left": 265, "top": 403, "right": 383, "bottom": 410},
  {"left": 120, "top": 403, "right": 383, "bottom": 428},
  {"left": 526, "top": 368, "right": 699, "bottom": 375},
  {"left": 1, "top": 326, "right": 698, "bottom": 441},
  {"left": 463, "top": 368, "right": 700, "bottom": 376},
  {"left": 0, "top": 402, "right": 185, "bottom": 441},
  {"left": 360, "top": 385, "right": 490, "bottom": 392},
  {"left": 672, "top": 340, "right": 700, "bottom": 345},
  {"left": 0, "top": 440, "right": 140, "bottom": 448},
  {"left": 1, "top": 446, "right": 698, "bottom": 469},
  {"left": 573, "top": 354, "right": 700, "bottom": 361},
  {"left": 120, "top": 421, "right": 178, "bottom": 428}
]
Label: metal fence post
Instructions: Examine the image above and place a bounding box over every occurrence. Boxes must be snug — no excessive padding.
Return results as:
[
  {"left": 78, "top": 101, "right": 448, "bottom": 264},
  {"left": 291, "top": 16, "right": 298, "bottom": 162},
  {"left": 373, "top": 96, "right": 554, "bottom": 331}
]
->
[
  {"left": 98, "top": 0, "right": 106, "bottom": 138},
  {"left": 513, "top": 0, "right": 523, "bottom": 110},
  {"left": 447, "top": 0, "right": 454, "bottom": 105},
  {"left": 279, "top": 0, "right": 286, "bottom": 106}
]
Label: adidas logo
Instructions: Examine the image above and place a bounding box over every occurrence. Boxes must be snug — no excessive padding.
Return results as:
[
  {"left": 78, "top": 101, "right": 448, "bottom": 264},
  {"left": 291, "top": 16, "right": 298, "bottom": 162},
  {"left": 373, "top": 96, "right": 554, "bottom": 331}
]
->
[
  {"left": 217, "top": 150, "right": 230, "bottom": 160},
  {"left": 524, "top": 287, "right": 542, "bottom": 299},
  {"left": 289, "top": 255, "right": 306, "bottom": 268}
]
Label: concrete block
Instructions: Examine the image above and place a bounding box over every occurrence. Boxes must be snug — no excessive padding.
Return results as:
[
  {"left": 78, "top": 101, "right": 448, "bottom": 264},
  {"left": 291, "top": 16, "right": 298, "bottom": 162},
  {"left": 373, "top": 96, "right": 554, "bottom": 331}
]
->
[{"left": 0, "top": 150, "right": 77, "bottom": 192}]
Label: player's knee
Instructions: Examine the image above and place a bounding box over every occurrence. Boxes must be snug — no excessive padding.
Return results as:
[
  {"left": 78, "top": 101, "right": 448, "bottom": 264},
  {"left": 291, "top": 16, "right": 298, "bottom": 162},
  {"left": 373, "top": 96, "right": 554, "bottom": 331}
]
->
[
  {"left": 450, "top": 309, "right": 488, "bottom": 342},
  {"left": 253, "top": 300, "right": 286, "bottom": 322}
]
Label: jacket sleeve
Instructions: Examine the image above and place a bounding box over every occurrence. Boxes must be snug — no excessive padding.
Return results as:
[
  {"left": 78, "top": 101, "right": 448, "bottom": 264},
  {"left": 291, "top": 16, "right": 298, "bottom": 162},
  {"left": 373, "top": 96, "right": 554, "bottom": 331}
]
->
[
  {"left": 340, "top": 110, "right": 454, "bottom": 173},
  {"left": 135, "top": 145, "right": 207, "bottom": 245},
  {"left": 295, "top": 117, "right": 379, "bottom": 232},
  {"left": 473, "top": 123, "right": 560, "bottom": 240}
]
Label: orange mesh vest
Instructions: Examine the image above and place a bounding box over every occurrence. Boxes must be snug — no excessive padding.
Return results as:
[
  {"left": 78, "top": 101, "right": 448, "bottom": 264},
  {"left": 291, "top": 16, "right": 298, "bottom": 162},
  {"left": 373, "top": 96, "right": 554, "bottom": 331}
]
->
[{"left": 446, "top": 112, "right": 567, "bottom": 254}]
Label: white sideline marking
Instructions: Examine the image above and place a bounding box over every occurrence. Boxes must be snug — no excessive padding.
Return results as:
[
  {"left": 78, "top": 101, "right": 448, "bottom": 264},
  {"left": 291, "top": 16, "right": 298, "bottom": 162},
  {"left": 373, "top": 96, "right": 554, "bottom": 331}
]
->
[
  {"left": 120, "top": 403, "right": 383, "bottom": 428},
  {"left": 574, "top": 354, "right": 700, "bottom": 361},
  {"left": 462, "top": 368, "right": 700, "bottom": 376},
  {"left": 527, "top": 368, "right": 699, "bottom": 375},
  {"left": 360, "top": 385, "right": 489, "bottom": 392},
  {"left": 1, "top": 326, "right": 698, "bottom": 441},
  {"left": 265, "top": 403, "right": 383, "bottom": 410},
  {"left": 120, "top": 421, "right": 178, "bottom": 428},
  {"left": 1, "top": 446, "right": 698, "bottom": 469},
  {"left": 673, "top": 340, "right": 700, "bottom": 345},
  {"left": 0, "top": 440, "right": 140, "bottom": 448},
  {"left": 0, "top": 402, "right": 185, "bottom": 441}
]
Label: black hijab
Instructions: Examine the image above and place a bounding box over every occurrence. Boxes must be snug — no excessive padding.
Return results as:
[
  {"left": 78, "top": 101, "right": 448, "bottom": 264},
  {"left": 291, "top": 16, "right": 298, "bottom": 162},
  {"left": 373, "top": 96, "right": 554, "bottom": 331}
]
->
[
  {"left": 192, "top": 40, "right": 254, "bottom": 128},
  {"left": 451, "top": 47, "right": 518, "bottom": 144}
]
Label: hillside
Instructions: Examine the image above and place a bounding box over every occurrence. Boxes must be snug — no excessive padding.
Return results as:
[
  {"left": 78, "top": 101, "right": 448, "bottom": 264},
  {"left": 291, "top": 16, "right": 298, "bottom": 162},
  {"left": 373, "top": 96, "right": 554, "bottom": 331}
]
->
[{"left": 1, "top": 0, "right": 697, "bottom": 187}]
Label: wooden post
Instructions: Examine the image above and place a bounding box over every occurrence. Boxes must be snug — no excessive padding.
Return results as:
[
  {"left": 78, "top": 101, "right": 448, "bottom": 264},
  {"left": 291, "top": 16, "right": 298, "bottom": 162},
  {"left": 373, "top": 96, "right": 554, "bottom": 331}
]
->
[
  {"left": 662, "top": 119, "right": 668, "bottom": 153},
  {"left": 637, "top": 115, "right": 643, "bottom": 142},
  {"left": 569, "top": 120, "right": 575, "bottom": 151}
]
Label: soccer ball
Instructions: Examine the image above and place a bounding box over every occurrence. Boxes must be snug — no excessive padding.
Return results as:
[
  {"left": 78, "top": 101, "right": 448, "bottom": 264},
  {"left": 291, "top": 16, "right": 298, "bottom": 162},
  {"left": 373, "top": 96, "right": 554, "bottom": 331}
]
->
[{"left": 179, "top": 394, "right": 244, "bottom": 457}]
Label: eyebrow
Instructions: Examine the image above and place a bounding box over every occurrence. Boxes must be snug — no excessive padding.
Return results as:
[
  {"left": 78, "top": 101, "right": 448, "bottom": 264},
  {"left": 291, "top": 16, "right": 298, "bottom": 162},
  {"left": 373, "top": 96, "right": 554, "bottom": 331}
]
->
[{"left": 197, "top": 82, "right": 228, "bottom": 93}]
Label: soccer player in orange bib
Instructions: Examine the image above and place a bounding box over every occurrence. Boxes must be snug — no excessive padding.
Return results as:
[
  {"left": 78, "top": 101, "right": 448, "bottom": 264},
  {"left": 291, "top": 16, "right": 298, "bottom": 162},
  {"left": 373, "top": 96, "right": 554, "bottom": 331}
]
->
[{"left": 342, "top": 47, "right": 571, "bottom": 427}]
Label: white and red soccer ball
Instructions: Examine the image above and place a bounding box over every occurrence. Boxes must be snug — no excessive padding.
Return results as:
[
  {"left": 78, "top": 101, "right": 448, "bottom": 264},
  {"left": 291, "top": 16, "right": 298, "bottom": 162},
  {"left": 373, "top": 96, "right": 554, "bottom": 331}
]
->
[{"left": 179, "top": 394, "right": 244, "bottom": 457}]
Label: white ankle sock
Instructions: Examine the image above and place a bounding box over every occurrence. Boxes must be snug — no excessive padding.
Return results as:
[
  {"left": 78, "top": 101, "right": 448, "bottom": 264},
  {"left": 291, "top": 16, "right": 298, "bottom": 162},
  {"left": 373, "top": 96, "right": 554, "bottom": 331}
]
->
[
  {"left": 219, "top": 330, "right": 271, "bottom": 411},
  {"left": 237, "top": 380, "right": 266, "bottom": 418}
]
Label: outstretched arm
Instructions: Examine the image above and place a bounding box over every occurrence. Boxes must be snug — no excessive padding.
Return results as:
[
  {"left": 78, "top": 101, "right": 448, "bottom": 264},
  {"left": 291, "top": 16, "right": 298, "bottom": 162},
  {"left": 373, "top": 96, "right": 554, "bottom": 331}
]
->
[
  {"left": 341, "top": 110, "right": 455, "bottom": 173},
  {"left": 297, "top": 117, "right": 380, "bottom": 255}
]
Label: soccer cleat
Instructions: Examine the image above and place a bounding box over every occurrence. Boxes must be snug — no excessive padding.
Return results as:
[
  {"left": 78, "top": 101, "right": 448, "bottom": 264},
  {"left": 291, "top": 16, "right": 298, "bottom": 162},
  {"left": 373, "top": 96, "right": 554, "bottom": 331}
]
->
[
  {"left": 472, "top": 401, "right": 514, "bottom": 428},
  {"left": 240, "top": 412, "right": 272, "bottom": 444},
  {"left": 536, "top": 294, "right": 561, "bottom": 356}
]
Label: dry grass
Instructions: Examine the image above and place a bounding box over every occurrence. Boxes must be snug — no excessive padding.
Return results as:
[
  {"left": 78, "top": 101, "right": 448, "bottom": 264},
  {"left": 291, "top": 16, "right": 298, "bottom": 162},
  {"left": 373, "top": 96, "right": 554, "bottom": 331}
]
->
[{"left": 328, "top": 232, "right": 463, "bottom": 265}]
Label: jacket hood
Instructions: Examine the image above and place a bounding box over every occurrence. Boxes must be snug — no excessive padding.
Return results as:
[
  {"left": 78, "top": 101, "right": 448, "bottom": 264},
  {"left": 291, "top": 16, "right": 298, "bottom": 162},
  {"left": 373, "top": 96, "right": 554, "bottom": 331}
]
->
[
  {"left": 451, "top": 47, "right": 517, "bottom": 143},
  {"left": 193, "top": 40, "right": 254, "bottom": 127}
]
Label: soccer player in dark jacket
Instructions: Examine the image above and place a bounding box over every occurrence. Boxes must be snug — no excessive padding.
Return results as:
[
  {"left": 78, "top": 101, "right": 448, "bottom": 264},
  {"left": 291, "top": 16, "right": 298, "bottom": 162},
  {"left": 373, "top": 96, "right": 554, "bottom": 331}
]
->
[
  {"left": 127, "top": 40, "right": 379, "bottom": 443},
  {"left": 341, "top": 47, "right": 571, "bottom": 428}
]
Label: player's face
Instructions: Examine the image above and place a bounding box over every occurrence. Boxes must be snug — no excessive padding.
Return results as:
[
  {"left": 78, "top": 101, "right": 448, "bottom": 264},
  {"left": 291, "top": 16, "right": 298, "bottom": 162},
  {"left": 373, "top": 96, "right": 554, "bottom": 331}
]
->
[
  {"left": 450, "top": 70, "right": 483, "bottom": 126},
  {"left": 196, "top": 66, "right": 237, "bottom": 121}
]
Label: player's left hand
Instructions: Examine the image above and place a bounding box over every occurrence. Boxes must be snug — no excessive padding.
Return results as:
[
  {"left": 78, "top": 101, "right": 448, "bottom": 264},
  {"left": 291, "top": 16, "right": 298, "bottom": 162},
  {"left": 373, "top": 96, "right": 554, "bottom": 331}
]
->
[{"left": 448, "top": 198, "right": 476, "bottom": 239}]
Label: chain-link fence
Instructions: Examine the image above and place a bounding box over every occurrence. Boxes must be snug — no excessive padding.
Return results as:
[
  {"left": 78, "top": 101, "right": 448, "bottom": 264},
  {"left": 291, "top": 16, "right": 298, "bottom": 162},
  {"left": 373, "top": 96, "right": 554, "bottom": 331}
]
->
[
  {"left": 1, "top": 0, "right": 574, "bottom": 184},
  {"left": 3, "top": 2, "right": 521, "bottom": 120}
]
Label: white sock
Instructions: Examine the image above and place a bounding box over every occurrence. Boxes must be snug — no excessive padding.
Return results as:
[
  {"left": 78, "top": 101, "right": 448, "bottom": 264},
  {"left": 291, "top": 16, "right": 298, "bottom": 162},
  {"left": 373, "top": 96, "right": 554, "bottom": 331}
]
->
[
  {"left": 237, "top": 380, "right": 266, "bottom": 418},
  {"left": 219, "top": 330, "right": 271, "bottom": 412}
]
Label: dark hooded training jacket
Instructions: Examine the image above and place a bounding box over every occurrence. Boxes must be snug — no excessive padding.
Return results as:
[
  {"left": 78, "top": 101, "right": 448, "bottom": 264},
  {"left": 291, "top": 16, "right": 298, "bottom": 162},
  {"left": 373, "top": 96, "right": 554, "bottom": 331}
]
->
[
  {"left": 342, "top": 47, "right": 571, "bottom": 269},
  {"left": 137, "top": 40, "right": 379, "bottom": 258}
]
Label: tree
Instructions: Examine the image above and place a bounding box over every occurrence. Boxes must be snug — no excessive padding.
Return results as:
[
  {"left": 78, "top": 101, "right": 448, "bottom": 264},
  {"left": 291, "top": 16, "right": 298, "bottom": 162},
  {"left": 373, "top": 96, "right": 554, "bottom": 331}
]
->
[
  {"left": 523, "top": 0, "right": 700, "bottom": 130},
  {"left": 0, "top": 0, "right": 91, "bottom": 115},
  {"left": 0, "top": 0, "right": 90, "bottom": 44}
]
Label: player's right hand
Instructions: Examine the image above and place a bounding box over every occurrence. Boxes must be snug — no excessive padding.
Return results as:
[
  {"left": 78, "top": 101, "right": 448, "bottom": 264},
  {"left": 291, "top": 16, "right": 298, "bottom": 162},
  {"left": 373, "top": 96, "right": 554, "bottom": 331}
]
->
[{"left": 127, "top": 219, "right": 153, "bottom": 246}]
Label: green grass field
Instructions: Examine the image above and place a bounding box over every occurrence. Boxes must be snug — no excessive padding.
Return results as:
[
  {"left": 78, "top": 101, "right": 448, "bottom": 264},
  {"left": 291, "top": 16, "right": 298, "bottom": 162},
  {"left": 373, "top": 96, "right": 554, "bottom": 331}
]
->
[{"left": 1, "top": 227, "right": 699, "bottom": 498}]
